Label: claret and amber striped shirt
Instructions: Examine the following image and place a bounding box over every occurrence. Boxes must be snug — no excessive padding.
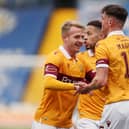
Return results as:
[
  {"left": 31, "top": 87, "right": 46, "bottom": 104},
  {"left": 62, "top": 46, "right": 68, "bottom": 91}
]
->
[{"left": 34, "top": 46, "right": 93, "bottom": 128}]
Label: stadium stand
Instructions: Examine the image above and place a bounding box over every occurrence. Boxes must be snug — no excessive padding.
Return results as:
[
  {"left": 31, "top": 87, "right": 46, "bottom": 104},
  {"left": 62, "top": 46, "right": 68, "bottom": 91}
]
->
[{"left": 0, "top": 6, "right": 52, "bottom": 104}]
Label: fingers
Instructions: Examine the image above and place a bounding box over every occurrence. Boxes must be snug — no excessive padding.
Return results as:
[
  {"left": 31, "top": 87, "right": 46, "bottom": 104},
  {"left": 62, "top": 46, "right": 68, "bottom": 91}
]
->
[{"left": 74, "top": 81, "right": 91, "bottom": 95}]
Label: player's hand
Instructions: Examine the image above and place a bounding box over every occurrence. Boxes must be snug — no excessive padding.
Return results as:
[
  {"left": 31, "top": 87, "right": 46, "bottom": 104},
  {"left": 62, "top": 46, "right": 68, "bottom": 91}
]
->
[
  {"left": 74, "top": 81, "right": 85, "bottom": 89},
  {"left": 74, "top": 81, "right": 90, "bottom": 95},
  {"left": 78, "top": 86, "right": 91, "bottom": 94}
]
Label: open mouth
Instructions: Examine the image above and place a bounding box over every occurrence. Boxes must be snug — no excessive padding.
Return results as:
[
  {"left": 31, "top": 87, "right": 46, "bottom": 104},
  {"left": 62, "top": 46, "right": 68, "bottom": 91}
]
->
[{"left": 75, "top": 42, "right": 82, "bottom": 48}]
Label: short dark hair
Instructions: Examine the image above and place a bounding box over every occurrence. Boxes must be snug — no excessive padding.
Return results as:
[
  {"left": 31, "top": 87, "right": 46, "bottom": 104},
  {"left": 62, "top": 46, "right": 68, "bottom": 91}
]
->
[
  {"left": 87, "top": 20, "right": 102, "bottom": 29},
  {"left": 101, "top": 4, "right": 128, "bottom": 22}
]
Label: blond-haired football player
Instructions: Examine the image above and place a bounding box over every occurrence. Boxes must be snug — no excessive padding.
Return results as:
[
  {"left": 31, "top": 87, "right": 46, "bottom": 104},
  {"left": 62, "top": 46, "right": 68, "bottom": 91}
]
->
[{"left": 31, "top": 20, "right": 95, "bottom": 129}]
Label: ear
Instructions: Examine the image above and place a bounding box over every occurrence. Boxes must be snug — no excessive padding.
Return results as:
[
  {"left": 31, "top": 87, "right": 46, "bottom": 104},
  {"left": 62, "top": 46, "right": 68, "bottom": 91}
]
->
[
  {"left": 63, "top": 36, "right": 68, "bottom": 43},
  {"left": 108, "top": 19, "right": 112, "bottom": 26},
  {"left": 62, "top": 33, "right": 68, "bottom": 40},
  {"left": 108, "top": 17, "right": 114, "bottom": 26},
  {"left": 65, "top": 37, "right": 69, "bottom": 41}
]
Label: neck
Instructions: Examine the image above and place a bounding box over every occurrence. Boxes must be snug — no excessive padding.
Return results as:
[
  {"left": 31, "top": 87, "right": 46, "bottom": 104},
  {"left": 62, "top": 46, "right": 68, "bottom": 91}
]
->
[
  {"left": 63, "top": 45, "right": 75, "bottom": 58},
  {"left": 92, "top": 47, "right": 95, "bottom": 53},
  {"left": 108, "top": 26, "right": 123, "bottom": 34},
  {"left": 88, "top": 47, "right": 95, "bottom": 52}
]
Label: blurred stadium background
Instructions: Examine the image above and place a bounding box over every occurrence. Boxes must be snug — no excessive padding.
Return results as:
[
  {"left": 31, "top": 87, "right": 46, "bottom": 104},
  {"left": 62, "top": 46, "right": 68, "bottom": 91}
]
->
[{"left": 0, "top": 0, "right": 129, "bottom": 129}]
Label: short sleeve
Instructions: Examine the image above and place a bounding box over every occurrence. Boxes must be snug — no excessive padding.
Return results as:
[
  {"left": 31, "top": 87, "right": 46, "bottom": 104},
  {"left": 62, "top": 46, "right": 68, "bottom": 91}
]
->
[{"left": 95, "top": 41, "right": 109, "bottom": 68}]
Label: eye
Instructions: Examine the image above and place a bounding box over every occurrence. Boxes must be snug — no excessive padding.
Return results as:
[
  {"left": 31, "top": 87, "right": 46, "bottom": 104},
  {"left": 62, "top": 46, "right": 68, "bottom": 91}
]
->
[
  {"left": 74, "top": 35, "right": 81, "bottom": 39},
  {"left": 86, "top": 30, "right": 91, "bottom": 35},
  {"left": 81, "top": 35, "right": 85, "bottom": 39}
]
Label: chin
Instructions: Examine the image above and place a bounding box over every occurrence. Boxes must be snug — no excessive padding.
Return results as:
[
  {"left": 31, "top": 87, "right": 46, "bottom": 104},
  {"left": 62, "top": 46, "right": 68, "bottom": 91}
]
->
[{"left": 86, "top": 47, "right": 90, "bottom": 49}]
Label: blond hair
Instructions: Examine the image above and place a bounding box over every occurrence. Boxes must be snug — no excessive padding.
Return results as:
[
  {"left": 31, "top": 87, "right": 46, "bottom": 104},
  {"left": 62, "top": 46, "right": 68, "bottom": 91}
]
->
[{"left": 61, "top": 20, "right": 85, "bottom": 36}]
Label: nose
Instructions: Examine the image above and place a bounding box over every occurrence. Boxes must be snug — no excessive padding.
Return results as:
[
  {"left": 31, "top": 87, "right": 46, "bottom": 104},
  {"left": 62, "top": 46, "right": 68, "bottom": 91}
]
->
[{"left": 83, "top": 38, "right": 87, "bottom": 44}]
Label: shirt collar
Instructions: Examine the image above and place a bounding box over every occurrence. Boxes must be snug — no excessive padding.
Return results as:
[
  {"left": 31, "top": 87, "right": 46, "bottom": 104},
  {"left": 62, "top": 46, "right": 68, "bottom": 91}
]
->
[
  {"left": 59, "top": 46, "right": 72, "bottom": 59},
  {"left": 87, "top": 49, "right": 94, "bottom": 57},
  {"left": 107, "top": 30, "right": 125, "bottom": 37}
]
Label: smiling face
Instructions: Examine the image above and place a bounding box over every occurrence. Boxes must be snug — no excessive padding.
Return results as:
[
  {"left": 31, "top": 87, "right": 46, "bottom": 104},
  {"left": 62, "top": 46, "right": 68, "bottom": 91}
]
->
[
  {"left": 62, "top": 23, "right": 85, "bottom": 57},
  {"left": 66, "top": 26, "right": 84, "bottom": 53}
]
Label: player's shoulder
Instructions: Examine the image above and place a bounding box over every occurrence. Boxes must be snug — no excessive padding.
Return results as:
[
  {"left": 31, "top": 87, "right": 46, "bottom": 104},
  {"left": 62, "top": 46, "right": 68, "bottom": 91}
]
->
[
  {"left": 97, "top": 38, "right": 106, "bottom": 44},
  {"left": 118, "top": 35, "right": 129, "bottom": 41},
  {"left": 48, "top": 49, "right": 62, "bottom": 57},
  {"left": 96, "top": 38, "right": 107, "bottom": 48},
  {"left": 124, "top": 35, "right": 129, "bottom": 40},
  {"left": 46, "top": 48, "right": 63, "bottom": 63}
]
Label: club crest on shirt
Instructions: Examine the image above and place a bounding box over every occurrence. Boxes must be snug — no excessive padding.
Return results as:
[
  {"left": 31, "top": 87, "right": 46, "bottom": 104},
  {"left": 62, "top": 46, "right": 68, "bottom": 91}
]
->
[{"left": 79, "top": 64, "right": 84, "bottom": 73}]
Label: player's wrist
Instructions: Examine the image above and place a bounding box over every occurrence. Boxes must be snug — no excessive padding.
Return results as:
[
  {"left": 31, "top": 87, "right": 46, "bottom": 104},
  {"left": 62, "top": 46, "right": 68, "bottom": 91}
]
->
[{"left": 74, "top": 85, "right": 80, "bottom": 90}]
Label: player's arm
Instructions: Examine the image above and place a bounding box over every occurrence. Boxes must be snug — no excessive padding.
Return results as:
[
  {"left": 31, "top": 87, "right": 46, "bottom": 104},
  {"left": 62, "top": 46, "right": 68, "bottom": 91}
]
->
[
  {"left": 76, "top": 67, "right": 108, "bottom": 94},
  {"left": 77, "top": 41, "right": 109, "bottom": 93},
  {"left": 43, "top": 76, "right": 75, "bottom": 90},
  {"left": 88, "top": 40, "right": 109, "bottom": 90},
  {"left": 87, "top": 67, "right": 108, "bottom": 90},
  {"left": 43, "top": 63, "right": 79, "bottom": 90}
]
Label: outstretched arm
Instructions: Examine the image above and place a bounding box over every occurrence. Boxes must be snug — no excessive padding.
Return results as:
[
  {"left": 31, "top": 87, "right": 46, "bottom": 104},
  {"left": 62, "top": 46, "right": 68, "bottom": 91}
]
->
[{"left": 75, "top": 67, "right": 108, "bottom": 94}]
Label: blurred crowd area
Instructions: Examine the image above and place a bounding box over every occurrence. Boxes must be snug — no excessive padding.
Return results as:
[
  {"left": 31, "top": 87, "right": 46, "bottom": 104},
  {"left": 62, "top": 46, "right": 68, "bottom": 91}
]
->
[
  {"left": 0, "top": 0, "right": 51, "bottom": 7},
  {"left": 0, "top": 0, "right": 129, "bottom": 128},
  {"left": 0, "top": 0, "right": 76, "bottom": 8}
]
